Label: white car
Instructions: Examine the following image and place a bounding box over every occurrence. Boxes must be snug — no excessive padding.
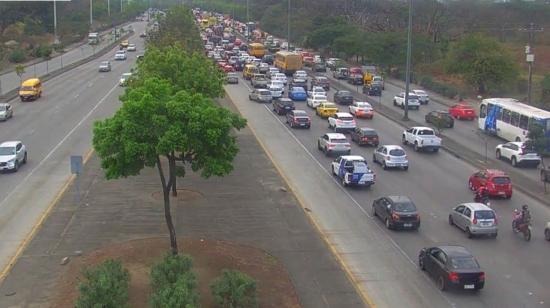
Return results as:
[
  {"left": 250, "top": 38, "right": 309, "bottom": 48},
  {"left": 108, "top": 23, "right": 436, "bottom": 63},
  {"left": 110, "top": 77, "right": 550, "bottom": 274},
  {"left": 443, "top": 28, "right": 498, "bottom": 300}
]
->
[
  {"left": 273, "top": 73, "right": 288, "bottom": 85},
  {"left": 293, "top": 70, "right": 307, "bottom": 79},
  {"left": 393, "top": 92, "right": 420, "bottom": 110},
  {"left": 349, "top": 102, "right": 374, "bottom": 119},
  {"left": 496, "top": 142, "right": 541, "bottom": 167},
  {"left": 308, "top": 86, "right": 326, "bottom": 98},
  {"left": 114, "top": 50, "right": 127, "bottom": 60},
  {"left": 127, "top": 44, "right": 137, "bottom": 51},
  {"left": 0, "top": 141, "right": 27, "bottom": 172},
  {"left": 307, "top": 95, "right": 328, "bottom": 108},
  {"left": 328, "top": 112, "right": 357, "bottom": 133},
  {"left": 119, "top": 73, "right": 132, "bottom": 86},
  {"left": 268, "top": 81, "right": 284, "bottom": 99},
  {"left": 412, "top": 89, "right": 429, "bottom": 104},
  {"left": 0, "top": 103, "right": 14, "bottom": 121}
]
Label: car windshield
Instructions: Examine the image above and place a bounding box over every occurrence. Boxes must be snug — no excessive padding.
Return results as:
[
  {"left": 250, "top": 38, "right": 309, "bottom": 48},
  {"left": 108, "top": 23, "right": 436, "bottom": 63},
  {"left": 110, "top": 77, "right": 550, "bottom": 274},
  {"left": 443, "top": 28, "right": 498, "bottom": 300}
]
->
[
  {"left": 281, "top": 100, "right": 293, "bottom": 106},
  {"left": 323, "top": 103, "right": 336, "bottom": 108},
  {"left": 356, "top": 102, "right": 371, "bottom": 108},
  {"left": 389, "top": 149, "right": 405, "bottom": 156},
  {"left": 361, "top": 129, "right": 377, "bottom": 136},
  {"left": 408, "top": 95, "right": 419, "bottom": 100},
  {"left": 258, "top": 90, "right": 271, "bottom": 95},
  {"left": 474, "top": 210, "right": 495, "bottom": 219},
  {"left": 394, "top": 201, "right": 416, "bottom": 212},
  {"left": 0, "top": 106, "right": 6, "bottom": 111},
  {"left": 331, "top": 138, "right": 348, "bottom": 143},
  {"left": 492, "top": 177, "right": 511, "bottom": 184},
  {"left": 339, "top": 91, "right": 351, "bottom": 96},
  {"left": 352, "top": 161, "right": 368, "bottom": 173},
  {"left": 20, "top": 86, "right": 34, "bottom": 91},
  {"left": 292, "top": 88, "right": 304, "bottom": 92},
  {"left": 450, "top": 257, "right": 479, "bottom": 270},
  {"left": 418, "top": 129, "right": 434, "bottom": 136},
  {"left": 340, "top": 116, "right": 353, "bottom": 121},
  {"left": 294, "top": 111, "right": 307, "bottom": 116},
  {"left": 227, "top": 73, "right": 237, "bottom": 77},
  {"left": 314, "top": 96, "right": 327, "bottom": 101},
  {"left": 414, "top": 90, "right": 426, "bottom": 95},
  {"left": 101, "top": 62, "right": 109, "bottom": 66},
  {"left": 0, "top": 147, "right": 15, "bottom": 156}
]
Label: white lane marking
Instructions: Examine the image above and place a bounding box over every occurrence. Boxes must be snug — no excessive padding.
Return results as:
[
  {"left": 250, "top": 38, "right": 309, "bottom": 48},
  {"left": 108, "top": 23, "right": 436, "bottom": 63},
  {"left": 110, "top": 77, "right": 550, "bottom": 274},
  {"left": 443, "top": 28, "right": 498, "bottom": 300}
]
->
[
  {"left": 257, "top": 100, "right": 455, "bottom": 307},
  {"left": 0, "top": 82, "right": 119, "bottom": 210}
]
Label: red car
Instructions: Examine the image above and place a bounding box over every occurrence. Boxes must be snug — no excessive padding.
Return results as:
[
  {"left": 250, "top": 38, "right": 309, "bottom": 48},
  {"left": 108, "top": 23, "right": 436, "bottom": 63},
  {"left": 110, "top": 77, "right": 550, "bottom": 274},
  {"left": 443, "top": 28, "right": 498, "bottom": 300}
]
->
[
  {"left": 234, "top": 39, "right": 242, "bottom": 46},
  {"left": 468, "top": 169, "right": 512, "bottom": 199},
  {"left": 449, "top": 104, "right": 476, "bottom": 120},
  {"left": 223, "top": 65, "right": 235, "bottom": 73}
]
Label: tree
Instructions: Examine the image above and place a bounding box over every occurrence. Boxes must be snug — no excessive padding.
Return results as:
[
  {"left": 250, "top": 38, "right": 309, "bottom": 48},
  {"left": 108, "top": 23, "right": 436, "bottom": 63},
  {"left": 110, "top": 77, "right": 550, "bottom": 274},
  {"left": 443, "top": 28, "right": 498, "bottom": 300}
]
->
[
  {"left": 210, "top": 270, "right": 258, "bottom": 308},
  {"left": 148, "top": 6, "right": 203, "bottom": 52},
  {"left": 526, "top": 122, "right": 550, "bottom": 192},
  {"left": 93, "top": 77, "right": 246, "bottom": 255},
  {"left": 444, "top": 33, "right": 518, "bottom": 94},
  {"left": 541, "top": 74, "right": 550, "bottom": 107},
  {"left": 15, "top": 64, "right": 25, "bottom": 81}
]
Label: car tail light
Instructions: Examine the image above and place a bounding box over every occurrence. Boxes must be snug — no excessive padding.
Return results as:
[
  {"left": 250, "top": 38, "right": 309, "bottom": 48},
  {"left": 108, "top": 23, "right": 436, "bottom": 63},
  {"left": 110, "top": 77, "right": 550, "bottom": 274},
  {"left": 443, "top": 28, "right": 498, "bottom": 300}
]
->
[
  {"left": 473, "top": 218, "right": 478, "bottom": 225},
  {"left": 336, "top": 120, "right": 343, "bottom": 124},
  {"left": 479, "top": 272, "right": 485, "bottom": 282},
  {"left": 328, "top": 144, "right": 335, "bottom": 149},
  {"left": 449, "top": 272, "right": 460, "bottom": 283},
  {"left": 392, "top": 212, "right": 400, "bottom": 221},
  {"left": 362, "top": 137, "right": 369, "bottom": 141},
  {"left": 494, "top": 216, "right": 498, "bottom": 225},
  {"left": 351, "top": 120, "right": 356, "bottom": 125}
]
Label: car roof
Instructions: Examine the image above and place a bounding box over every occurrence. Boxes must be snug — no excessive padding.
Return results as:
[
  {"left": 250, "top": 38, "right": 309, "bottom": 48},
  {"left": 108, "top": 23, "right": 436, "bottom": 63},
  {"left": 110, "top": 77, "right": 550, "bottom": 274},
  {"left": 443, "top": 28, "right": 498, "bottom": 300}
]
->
[
  {"left": 336, "top": 112, "right": 352, "bottom": 117},
  {"left": 383, "top": 145, "right": 404, "bottom": 151},
  {"left": 437, "top": 245, "right": 473, "bottom": 258},
  {"left": 411, "top": 126, "right": 433, "bottom": 131},
  {"left": 340, "top": 155, "right": 366, "bottom": 161},
  {"left": 359, "top": 127, "right": 377, "bottom": 132},
  {"left": 0, "top": 103, "right": 10, "bottom": 107},
  {"left": 483, "top": 169, "right": 508, "bottom": 176},
  {"left": 0, "top": 141, "right": 20, "bottom": 147},
  {"left": 326, "top": 133, "right": 347, "bottom": 139},
  {"left": 506, "top": 141, "right": 524, "bottom": 147},
  {"left": 291, "top": 87, "right": 305, "bottom": 91},
  {"left": 461, "top": 202, "right": 494, "bottom": 212},
  {"left": 387, "top": 195, "right": 412, "bottom": 203},
  {"left": 292, "top": 110, "right": 307, "bottom": 115},
  {"left": 21, "top": 78, "right": 40, "bottom": 86}
]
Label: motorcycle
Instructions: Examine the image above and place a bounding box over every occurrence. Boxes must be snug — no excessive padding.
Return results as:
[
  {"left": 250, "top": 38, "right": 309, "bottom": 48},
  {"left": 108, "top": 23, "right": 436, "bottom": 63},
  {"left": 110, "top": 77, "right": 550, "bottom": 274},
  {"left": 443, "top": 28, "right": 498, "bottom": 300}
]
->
[
  {"left": 474, "top": 194, "right": 491, "bottom": 207},
  {"left": 512, "top": 212, "right": 532, "bottom": 241}
]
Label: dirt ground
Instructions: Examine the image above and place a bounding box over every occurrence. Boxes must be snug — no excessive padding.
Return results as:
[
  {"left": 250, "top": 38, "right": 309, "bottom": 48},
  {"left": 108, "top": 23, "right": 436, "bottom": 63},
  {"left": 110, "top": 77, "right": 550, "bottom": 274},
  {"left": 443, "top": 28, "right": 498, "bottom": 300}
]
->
[{"left": 50, "top": 237, "right": 301, "bottom": 308}]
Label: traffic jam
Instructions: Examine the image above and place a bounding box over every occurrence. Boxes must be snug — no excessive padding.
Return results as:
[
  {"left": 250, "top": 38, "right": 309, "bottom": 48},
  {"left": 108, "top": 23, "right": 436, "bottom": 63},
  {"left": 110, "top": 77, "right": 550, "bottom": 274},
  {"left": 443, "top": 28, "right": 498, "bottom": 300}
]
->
[{"left": 194, "top": 8, "right": 550, "bottom": 302}]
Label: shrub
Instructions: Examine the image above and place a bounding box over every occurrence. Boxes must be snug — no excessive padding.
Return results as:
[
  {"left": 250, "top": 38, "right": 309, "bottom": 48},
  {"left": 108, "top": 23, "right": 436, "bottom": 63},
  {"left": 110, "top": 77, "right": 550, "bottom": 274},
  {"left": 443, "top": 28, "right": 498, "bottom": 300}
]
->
[
  {"left": 8, "top": 49, "right": 26, "bottom": 63},
  {"left": 32, "top": 45, "right": 52, "bottom": 59},
  {"left": 210, "top": 270, "right": 258, "bottom": 308},
  {"left": 149, "top": 253, "right": 199, "bottom": 308},
  {"left": 75, "top": 259, "right": 130, "bottom": 308},
  {"left": 540, "top": 74, "right": 550, "bottom": 104}
]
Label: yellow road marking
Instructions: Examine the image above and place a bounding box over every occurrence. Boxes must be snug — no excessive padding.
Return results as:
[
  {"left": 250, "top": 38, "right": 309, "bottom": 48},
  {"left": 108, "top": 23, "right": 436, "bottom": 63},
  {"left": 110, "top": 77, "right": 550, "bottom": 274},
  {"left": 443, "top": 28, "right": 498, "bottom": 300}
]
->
[
  {"left": 225, "top": 89, "right": 376, "bottom": 307},
  {"left": 0, "top": 148, "right": 95, "bottom": 283}
]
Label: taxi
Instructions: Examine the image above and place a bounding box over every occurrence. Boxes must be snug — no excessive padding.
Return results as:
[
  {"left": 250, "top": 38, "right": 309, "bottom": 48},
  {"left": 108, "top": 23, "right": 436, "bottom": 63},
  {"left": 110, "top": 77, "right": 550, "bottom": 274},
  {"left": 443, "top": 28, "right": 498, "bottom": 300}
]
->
[{"left": 316, "top": 102, "right": 339, "bottom": 118}]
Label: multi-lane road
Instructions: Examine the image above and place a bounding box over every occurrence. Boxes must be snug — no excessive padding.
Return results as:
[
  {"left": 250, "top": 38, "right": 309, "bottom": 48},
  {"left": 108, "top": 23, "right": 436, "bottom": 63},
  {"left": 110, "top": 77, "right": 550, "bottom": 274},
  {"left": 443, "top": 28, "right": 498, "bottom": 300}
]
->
[
  {"left": 0, "top": 22, "right": 146, "bottom": 274},
  {"left": 224, "top": 68, "right": 550, "bottom": 307}
]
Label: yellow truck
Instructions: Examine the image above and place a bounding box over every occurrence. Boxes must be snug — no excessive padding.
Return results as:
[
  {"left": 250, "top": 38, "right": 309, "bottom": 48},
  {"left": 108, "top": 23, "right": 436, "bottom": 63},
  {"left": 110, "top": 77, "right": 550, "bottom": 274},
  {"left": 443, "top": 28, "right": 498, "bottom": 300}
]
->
[{"left": 274, "top": 51, "right": 303, "bottom": 75}]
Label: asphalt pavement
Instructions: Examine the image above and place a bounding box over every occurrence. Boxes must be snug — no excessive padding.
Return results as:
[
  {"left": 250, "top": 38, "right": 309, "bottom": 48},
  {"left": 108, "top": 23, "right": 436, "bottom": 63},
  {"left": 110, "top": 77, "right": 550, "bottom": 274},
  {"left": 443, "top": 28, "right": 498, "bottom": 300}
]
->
[
  {"left": 224, "top": 69, "right": 550, "bottom": 307},
  {"left": 0, "top": 21, "right": 147, "bottom": 279}
]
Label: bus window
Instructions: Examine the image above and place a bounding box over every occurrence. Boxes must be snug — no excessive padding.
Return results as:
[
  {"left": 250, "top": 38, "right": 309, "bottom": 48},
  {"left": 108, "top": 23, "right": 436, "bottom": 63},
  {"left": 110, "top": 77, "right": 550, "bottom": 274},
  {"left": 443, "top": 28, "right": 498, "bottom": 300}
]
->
[
  {"left": 519, "top": 115, "right": 529, "bottom": 130},
  {"left": 479, "top": 104, "right": 487, "bottom": 118},
  {"left": 496, "top": 108, "right": 502, "bottom": 120},
  {"left": 502, "top": 109, "right": 511, "bottom": 123},
  {"left": 546, "top": 119, "right": 550, "bottom": 132},
  {"left": 511, "top": 111, "right": 520, "bottom": 127}
]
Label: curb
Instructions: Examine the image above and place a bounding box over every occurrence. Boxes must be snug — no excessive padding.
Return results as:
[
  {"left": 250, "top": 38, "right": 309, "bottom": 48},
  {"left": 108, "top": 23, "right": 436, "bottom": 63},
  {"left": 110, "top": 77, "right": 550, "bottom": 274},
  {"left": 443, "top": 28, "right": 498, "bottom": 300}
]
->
[
  {"left": 0, "top": 32, "right": 133, "bottom": 102},
  {"left": 325, "top": 75, "right": 550, "bottom": 206}
]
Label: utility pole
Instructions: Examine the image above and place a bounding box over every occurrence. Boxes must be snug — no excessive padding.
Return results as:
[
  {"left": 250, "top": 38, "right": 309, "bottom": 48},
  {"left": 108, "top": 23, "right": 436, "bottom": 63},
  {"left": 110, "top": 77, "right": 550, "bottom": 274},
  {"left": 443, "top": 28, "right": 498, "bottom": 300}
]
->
[
  {"left": 287, "top": 0, "right": 290, "bottom": 48},
  {"left": 520, "top": 23, "right": 543, "bottom": 105},
  {"left": 246, "top": 0, "right": 249, "bottom": 22},
  {"left": 403, "top": 0, "right": 413, "bottom": 121},
  {"left": 108, "top": 0, "right": 110, "bottom": 17},
  {"left": 90, "top": 0, "right": 93, "bottom": 26},
  {"left": 53, "top": 0, "right": 59, "bottom": 44}
]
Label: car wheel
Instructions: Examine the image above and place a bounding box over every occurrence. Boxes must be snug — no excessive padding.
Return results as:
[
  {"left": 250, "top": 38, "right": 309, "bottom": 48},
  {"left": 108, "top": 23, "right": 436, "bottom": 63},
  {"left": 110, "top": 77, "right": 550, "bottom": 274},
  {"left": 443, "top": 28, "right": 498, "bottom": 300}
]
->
[
  {"left": 448, "top": 215, "right": 454, "bottom": 226},
  {"left": 545, "top": 229, "right": 550, "bottom": 241},
  {"left": 511, "top": 157, "right": 518, "bottom": 167},
  {"left": 385, "top": 218, "right": 392, "bottom": 230},
  {"left": 433, "top": 148, "right": 439, "bottom": 153},
  {"left": 371, "top": 205, "right": 377, "bottom": 216},
  {"left": 496, "top": 150, "right": 501, "bottom": 160},
  {"left": 382, "top": 161, "right": 388, "bottom": 170},
  {"left": 419, "top": 256, "right": 425, "bottom": 271},
  {"left": 466, "top": 227, "right": 473, "bottom": 239},
  {"left": 13, "top": 161, "right": 19, "bottom": 172},
  {"left": 449, "top": 123, "right": 454, "bottom": 128},
  {"left": 23, "top": 152, "right": 27, "bottom": 164},
  {"left": 402, "top": 136, "right": 408, "bottom": 145},
  {"left": 341, "top": 177, "right": 347, "bottom": 187},
  {"left": 414, "top": 142, "right": 420, "bottom": 152},
  {"left": 372, "top": 154, "right": 377, "bottom": 163},
  {"left": 438, "top": 276, "right": 447, "bottom": 291},
  {"left": 317, "top": 141, "right": 322, "bottom": 150},
  {"left": 403, "top": 166, "right": 409, "bottom": 171},
  {"left": 491, "top": 232, "right": 498, "bottom": 239},
  {"left": 393, "top": 100, "right": 397, "bottom": 106}
]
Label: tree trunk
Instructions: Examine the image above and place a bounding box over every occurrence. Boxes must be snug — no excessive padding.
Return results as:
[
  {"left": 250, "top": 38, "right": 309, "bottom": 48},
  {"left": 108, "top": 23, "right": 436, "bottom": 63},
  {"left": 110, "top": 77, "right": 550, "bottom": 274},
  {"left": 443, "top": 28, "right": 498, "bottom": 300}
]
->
[
  {"left": 170, "top": 152, "right": 177, "bottom": 197},
  {"left": 157, "top": 156, "right": 178, "bottom": 255}
]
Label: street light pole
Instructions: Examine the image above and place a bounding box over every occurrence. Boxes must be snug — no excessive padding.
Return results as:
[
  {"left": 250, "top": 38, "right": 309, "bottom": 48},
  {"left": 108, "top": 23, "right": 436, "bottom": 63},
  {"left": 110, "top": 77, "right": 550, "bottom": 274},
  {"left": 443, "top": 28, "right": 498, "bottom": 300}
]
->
[
  {"left": 108, "top": 0, "right": 110, "bottom": 17},
  {"left": 403, "top": 0, "right": 413, "bottom": 121},
  {"left": 246, "top": 0, "right": 249, "bottom": 23},
  {"left": 287, "top": 0, "right": 290, "bottom": 48},
  {"left": 90, "top": 0, "right": 93, "bottom": 26},
  {"left": 53, "top": 0, "right": 59, "bottom": 44}
]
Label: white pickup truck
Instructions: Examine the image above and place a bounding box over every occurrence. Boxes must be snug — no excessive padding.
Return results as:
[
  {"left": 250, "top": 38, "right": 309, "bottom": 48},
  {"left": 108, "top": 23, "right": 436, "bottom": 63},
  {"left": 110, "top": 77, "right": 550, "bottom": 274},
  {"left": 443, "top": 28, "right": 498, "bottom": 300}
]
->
[
  {"left": 393, "top": 92, "right": 420, "bottom": 110},
  {"left": 402, "top": 127, "right": 441, "bottom": 152}
]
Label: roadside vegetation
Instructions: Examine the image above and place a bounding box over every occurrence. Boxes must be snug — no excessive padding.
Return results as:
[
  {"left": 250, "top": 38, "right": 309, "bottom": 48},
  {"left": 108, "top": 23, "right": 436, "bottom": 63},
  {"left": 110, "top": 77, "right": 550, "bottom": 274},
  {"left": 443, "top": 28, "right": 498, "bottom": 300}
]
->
[
  {"left": 191, "top": 0, "right": 550, "bottom": 108},
  {"left": 0, "top": 0, "right": 147, "bottom": 68}
]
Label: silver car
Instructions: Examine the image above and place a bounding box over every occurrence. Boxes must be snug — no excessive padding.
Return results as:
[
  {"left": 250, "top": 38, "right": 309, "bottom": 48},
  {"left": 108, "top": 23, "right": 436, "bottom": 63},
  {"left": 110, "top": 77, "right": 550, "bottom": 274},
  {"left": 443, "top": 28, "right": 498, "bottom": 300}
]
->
[
  {"left": 373, "top": 145, "right": 408, "bottom": 170},
  {"left": 0, "top": 141, "right": 27, "bottom": 172},
  {"left": 448, "top": 203, "right": 498, "bottom": 238},
  {"left": 249, "top": 89, "right": 272, "bottom": 103},
  {"left": 317, "top": 133, "right": 351, "bottom": 156},
  {"left": 98, "top": 61, "right": 111, "bottom": 72},
  {"left": 0, "top": 103, "right": 13, "bottom": 121}
]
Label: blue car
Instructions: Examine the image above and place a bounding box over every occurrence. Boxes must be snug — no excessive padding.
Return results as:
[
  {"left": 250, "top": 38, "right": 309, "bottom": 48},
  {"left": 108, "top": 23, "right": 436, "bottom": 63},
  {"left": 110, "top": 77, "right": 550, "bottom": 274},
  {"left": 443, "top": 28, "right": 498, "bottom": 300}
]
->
[{"left": 289, "top": 87, "right": 307, "bottom": 101}]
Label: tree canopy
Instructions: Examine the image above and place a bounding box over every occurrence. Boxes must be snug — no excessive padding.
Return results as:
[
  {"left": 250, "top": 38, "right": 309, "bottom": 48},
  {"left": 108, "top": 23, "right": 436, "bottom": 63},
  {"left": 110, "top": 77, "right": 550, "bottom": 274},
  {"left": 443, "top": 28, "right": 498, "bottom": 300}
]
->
[{"left": 445, "top": 33, "right": 518, "bottom": 94}]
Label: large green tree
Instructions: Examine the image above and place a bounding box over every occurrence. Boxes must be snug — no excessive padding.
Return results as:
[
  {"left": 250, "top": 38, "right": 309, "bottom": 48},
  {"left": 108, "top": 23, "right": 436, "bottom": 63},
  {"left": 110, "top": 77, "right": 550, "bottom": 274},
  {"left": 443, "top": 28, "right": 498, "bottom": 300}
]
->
[
  {"left": 445, "top": 33, "right": 518, "bottom": 94},
  {"left": 147, "top": 5, "right": 203, "bottom": 52},
  {"left": 93, "top": 77, "right": 246, "bottom": 255},
  {"left": 526, "top": 122, "right": 550, "bottom": 192}
]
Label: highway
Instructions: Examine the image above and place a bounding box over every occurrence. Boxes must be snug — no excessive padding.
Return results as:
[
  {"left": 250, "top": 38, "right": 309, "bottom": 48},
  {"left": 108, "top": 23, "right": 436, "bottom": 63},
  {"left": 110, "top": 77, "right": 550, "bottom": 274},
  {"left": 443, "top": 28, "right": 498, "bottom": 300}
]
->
[
  {"left": 224, "top": 70, "right": 550, "bottom": 307},
  {"left": 0, "top": 21, "right": 146, "bottom": 274},
  {"left": 328, "top": 74, "right": 545, "bottom": 188}
]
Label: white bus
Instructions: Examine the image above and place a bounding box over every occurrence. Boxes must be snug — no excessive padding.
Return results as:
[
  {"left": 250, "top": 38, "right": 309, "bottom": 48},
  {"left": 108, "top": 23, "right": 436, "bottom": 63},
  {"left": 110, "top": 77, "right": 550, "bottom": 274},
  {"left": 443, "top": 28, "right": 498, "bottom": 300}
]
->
[{"left": 478, "top": 98, "right": 550, "bottom": 145}]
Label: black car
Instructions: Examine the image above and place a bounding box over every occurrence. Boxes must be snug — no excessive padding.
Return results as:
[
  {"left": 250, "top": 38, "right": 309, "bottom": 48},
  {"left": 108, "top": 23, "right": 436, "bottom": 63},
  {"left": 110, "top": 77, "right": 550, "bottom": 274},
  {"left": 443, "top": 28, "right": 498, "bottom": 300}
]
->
[
  {"left": 334, "top": 90, "right": 354, "bottom": 105},
  {"left": 263, "top": 54, "right": 274, "bottom": 65},
  {"left": 372, "top": 196, "right": 420, "bottom": 230},
  {"left": 313, "top": 62, "right": 327, "bottom": 72},
  {"left": 425, "top": 110, "right": 454, "bottom": 128},
  {"left": 289, "top": 78, "right": 307, "bottom": 91},
  {"left": 272, "top": 98, "right": 295, "bottom": 115},
  {"left": 363, "top": 84, "right": 381, "bottom": 96},
  {"left": 347, "top": 74, "right": 363, "bottom": 85},
  {"left": 419, "top": 245, "right": 485, "bottom": 291},
  {"left": 350, "top": 127, "right": 379, "bottom": 147}
]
